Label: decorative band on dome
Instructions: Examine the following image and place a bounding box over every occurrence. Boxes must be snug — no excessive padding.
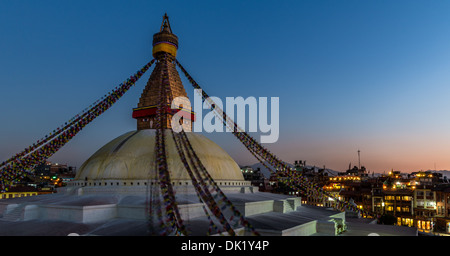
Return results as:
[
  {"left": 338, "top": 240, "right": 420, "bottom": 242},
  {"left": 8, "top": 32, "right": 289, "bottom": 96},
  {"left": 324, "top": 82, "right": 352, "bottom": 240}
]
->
[
  {"left": 152, "top": 41, "right": 178, "bottom": 48},
  {"left": 152, "top": 42, "right": 178, "bottom": 57}
]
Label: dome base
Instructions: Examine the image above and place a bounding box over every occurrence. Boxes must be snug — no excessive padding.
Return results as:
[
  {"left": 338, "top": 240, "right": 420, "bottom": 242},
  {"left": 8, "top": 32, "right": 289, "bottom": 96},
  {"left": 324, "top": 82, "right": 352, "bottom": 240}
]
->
[
  {"left": 63, "top": 178, "right": 253, "bottom": 196},
  {"left": 61, "top": 180, "right": 254, "bottom": 196}
]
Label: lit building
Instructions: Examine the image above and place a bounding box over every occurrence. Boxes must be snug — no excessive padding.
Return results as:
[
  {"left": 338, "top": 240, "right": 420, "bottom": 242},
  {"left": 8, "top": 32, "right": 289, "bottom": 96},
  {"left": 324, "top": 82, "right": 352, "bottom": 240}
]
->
[
  {"left": 411, "top": 171, "right": 444, "bottom": 186},
  {"left": 434, "top": 184, "right": 450, "bottom": 234},
  {"left": 240, "top": 166, "right": 271, "bottom": 192},
  {"left": 413, "top": 185, "right": 436, "bottom": 232},
  {"left": 0, "top": 186, "right": 39, "bottom": 200}
]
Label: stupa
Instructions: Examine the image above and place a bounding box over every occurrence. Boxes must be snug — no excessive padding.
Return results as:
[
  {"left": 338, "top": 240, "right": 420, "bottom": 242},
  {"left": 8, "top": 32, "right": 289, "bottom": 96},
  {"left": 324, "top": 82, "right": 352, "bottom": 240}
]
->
[
  {"left": 68, "top": 14, "right": 248, "bottom": 194},
  {"left": 0, "top": 14, "right": 418, "bottom": 236}
]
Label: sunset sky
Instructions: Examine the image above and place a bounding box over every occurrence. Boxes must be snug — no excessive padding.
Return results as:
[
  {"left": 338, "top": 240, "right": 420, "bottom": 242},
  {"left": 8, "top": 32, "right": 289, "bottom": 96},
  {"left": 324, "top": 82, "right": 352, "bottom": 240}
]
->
[{"left": 2, "top": 0, "right": 450, "bottom": 173}]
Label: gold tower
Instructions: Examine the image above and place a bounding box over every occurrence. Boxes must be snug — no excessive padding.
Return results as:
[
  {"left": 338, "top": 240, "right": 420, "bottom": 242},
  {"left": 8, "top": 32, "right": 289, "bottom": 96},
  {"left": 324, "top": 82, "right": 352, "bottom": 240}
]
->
[{"left": 132, "top": 14, "right": 194, "bottom": 131}]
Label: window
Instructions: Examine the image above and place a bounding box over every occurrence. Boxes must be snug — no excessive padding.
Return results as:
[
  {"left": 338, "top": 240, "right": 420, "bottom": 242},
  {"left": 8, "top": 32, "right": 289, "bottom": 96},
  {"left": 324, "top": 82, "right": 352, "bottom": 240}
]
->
[
  {"left": 438, "top": 206, "right": 444, "bottom": 215},
  {"left": 425, "top": 221, "right": 431, "bottom": 230},
  {"left": 426, "top": 201, "right": 436, "bottom": 208},
  {"left": 401, "top": 218, "right": 413, "bottom": 227}
]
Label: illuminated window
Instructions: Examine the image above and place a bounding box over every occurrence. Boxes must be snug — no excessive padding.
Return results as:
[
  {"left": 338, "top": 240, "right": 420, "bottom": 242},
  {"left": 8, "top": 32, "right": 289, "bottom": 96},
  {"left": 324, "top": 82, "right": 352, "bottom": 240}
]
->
[
  {"left": 417, "top": 220, "right": 431, "bottom": 230},
  {"left": 402, "top": 218, "right": 413, "bottom": 227}
]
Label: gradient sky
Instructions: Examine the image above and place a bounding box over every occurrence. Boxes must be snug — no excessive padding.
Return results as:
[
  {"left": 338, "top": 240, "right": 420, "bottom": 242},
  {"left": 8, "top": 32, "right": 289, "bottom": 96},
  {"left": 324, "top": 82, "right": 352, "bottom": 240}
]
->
[{"left": 2, "top": 0, "right": 450, "bottom": 173}]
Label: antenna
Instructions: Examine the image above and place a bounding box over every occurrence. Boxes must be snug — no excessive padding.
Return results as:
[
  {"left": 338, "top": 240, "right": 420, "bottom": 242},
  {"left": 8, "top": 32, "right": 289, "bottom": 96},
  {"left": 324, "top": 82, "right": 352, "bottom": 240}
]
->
[{"left": 358, "top": 149, "right": 361, "bottom": 170}]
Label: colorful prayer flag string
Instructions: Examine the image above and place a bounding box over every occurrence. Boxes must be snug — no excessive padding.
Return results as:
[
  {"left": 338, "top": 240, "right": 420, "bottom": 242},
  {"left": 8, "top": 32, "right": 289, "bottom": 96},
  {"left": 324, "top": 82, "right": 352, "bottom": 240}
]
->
[
  {"left": 0, "top": 59, "right": 156, "bottom": 192},
  {"left": 175, "top": 58, "right": 373, "bottom": 218}
]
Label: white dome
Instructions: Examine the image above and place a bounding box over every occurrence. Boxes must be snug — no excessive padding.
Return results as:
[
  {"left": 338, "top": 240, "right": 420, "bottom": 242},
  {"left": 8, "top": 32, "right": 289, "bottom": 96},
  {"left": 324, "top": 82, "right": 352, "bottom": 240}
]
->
[{"left": 74, "top": 130, "right": 245, "bottom": 183}]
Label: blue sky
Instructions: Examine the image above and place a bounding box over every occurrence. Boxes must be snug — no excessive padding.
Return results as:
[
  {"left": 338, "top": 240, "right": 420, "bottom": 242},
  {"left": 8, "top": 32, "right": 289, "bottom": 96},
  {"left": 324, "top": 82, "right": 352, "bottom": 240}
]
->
[{"left": 2, "top": 0, "right": 450, "bottom": 173}]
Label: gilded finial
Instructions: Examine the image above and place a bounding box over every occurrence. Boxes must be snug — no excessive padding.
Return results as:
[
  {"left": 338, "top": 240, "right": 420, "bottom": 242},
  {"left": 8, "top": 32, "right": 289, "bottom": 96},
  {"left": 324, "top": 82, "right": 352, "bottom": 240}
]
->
[{"left": 153, "top": 13, "right": 178, "bottom": 59}]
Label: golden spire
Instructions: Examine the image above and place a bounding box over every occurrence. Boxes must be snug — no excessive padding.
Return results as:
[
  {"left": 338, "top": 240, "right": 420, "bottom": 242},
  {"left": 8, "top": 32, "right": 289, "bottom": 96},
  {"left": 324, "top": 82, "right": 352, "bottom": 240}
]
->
[
  {"left": 153, "top": 13, "right": 178, "bottom": 59},
  {"left": 132, "top": 14, "right": 193, "bottom": 131},
  {"left": 160, "top": 13, "right": 172, "bottom": 33}
]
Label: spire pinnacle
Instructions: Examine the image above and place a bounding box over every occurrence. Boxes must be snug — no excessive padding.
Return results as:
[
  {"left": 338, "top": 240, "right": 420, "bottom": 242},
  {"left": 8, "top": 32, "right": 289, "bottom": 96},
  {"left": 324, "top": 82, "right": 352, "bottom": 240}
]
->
[
  {"left": 152, "top": 13, "right": 178, "bottom": 59},
  {"left": 160, "top": 13, "right": 172, "bottom": 33}
]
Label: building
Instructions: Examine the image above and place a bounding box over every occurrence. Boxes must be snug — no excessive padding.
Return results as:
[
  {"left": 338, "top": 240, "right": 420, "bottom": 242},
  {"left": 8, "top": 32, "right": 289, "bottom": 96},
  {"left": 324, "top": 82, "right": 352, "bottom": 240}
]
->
[
  {"left": 413, "top": 185, "right": 436, "bottom": 232},
  {"left": 434, "top": 184, "right": 450, "bottom": 234},
  {"left": 339, "top": 180, "right": 372, "bottom": 215},
  {"left": 240, "top": 166, "right": 272, "bottom": 192},
  {"left": 327, "top": 168, "right": 450, "bottom": 234},
  {"left": 411, "top": 171, "right": 444, "bottom": 186},
  {"left": 0, "top": 186, "right": 39, "bottom": 200},
  {"left": 0, "top": 161, "right": 75, "bottom": 202},
  {"left": 280, "top": 162, "right": 450, "bottom": 234}
]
